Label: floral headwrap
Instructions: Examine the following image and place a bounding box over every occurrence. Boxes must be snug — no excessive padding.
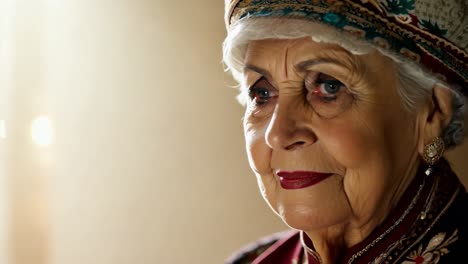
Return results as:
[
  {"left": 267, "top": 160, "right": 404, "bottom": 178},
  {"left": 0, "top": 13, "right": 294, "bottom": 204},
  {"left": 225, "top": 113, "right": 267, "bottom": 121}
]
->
[{"left": 225, "top": 0, "right": 468, "bottom": 96}]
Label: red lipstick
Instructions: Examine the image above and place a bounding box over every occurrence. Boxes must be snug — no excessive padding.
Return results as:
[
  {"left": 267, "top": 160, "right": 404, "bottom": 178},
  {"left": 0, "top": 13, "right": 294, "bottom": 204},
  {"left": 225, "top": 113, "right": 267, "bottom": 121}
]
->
[{"left": 276, "top": 171, "right": 333, "bottom": 190}]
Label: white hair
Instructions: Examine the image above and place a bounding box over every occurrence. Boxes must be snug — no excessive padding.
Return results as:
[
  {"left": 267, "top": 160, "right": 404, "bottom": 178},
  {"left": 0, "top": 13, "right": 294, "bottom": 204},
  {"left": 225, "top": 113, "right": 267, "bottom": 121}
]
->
[{"left": 222, "top": 17, "right": 465, "bottom": 148}]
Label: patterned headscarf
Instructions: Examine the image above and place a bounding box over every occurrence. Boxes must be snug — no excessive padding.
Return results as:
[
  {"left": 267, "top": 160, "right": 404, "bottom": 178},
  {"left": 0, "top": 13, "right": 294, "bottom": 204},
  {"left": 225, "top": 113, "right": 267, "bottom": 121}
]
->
[{"left": 225, "top": 0, "right": 467, "bottom": 95}]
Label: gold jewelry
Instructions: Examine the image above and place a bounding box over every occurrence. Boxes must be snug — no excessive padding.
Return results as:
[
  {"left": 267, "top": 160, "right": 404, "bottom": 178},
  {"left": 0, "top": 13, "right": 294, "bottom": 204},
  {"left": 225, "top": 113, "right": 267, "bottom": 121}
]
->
[
  {"left": 420, "top": 173, "right": 439, "bottom": 220},
  {"left": 422, "top": 136, "right": 445, "bottom": 175},
  {"left": 347, "top": 180, "right": 425, "bottom": 263},
  {"left": 420, "top": 136, "right": 444, "bottom": 220}
]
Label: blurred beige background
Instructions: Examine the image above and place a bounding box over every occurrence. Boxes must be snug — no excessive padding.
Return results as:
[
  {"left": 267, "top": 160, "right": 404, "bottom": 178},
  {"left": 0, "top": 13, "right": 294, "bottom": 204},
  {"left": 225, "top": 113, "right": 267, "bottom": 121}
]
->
[{"left": 0, "top": 1, "right": 466, "bottom": 264}]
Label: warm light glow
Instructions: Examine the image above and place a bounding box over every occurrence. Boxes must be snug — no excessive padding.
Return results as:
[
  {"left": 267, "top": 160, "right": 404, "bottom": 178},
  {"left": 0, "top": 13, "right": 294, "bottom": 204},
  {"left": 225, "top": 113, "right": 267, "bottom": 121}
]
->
[
  {"left": 0, "top": 120, "right": 5, "bottom": 139},
  {"left": 31, "top": 116, "right": 54, "bottom": 146}
]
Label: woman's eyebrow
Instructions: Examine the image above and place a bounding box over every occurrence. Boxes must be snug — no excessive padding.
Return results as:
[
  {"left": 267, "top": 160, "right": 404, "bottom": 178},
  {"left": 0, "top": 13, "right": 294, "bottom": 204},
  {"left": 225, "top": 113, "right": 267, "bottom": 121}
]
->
[
  {"left": 243, "top": 64, "right": 272, "bottom": 80},
  {"left": 245, "top": 58, "right": 357, "bottom": 78},
  {"left": 295, "top": 58, "right": 351, "bottom": 72}
]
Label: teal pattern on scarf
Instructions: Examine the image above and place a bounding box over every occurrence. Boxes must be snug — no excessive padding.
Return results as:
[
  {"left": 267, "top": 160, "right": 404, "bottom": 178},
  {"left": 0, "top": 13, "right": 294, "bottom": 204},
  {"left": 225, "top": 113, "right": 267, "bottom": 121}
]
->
[{"left": 228, "top": 0, "right": 468, "bottom": 95}]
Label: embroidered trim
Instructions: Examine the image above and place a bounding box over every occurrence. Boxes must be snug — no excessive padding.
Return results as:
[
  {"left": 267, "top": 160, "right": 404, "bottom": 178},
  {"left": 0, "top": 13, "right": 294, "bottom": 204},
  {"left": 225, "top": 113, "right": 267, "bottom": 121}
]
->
[
  {"left": 402, "top": 229, "right": 458, "bottom": 264},
  {"left": 300, "top": 231, "right": 323, "bottom": 264},
  {"left": 372, "top": 168, "right": 462, "bottom": 264},
  {"left": 347, "top": 177, "right": 426, "bottom": 264},
  {"left": 226, "top": 0, "right": 468, "bottom": 96},
  {"left": 392, "top": 185, "right": 461, "bottom": 263}
]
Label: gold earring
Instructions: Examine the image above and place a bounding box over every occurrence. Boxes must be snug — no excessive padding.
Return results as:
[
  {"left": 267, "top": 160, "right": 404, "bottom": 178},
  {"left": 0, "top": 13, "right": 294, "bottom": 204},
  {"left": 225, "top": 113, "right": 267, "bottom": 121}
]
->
[
  {"left": 420, "top": 136, "right": 445, "bottom": 220},
  {"left": 422, "top": 136, "right": 445, "bottom": 175}
]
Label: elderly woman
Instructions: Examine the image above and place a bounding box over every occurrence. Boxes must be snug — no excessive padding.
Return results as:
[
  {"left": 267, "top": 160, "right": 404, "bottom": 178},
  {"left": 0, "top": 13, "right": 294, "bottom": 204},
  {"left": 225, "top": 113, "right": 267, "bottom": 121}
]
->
[{"left": 223, "top": 0, "right": 467, "bottom": 263}]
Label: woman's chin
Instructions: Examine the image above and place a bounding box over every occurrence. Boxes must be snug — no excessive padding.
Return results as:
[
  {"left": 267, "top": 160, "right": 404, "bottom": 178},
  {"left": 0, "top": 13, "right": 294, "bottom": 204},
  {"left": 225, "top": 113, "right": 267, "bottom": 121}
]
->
[{"left": 277, "top": 205, "right": 349, "bottom": 232}]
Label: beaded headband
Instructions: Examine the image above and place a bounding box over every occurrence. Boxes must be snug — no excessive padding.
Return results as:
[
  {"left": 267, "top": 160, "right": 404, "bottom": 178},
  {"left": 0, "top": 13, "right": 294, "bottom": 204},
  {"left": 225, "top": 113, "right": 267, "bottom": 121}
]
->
[{"left": 225, "top": 0, "right": 468, "bottom": 95}]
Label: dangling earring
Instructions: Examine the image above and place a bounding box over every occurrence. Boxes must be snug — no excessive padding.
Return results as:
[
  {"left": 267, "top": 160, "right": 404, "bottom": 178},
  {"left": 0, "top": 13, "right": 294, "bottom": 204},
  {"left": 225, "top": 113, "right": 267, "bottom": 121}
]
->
[
  {"left": 420, "top": 136, "right": 445, "bottom": 220},
  {"left": 422, "top": 136, "right": 445, "bottom": 176}
]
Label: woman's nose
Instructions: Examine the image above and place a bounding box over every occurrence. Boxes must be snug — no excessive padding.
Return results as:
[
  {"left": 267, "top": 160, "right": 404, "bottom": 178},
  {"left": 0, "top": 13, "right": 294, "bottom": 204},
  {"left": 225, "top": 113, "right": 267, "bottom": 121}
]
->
[{"left": 265, "top": 99, "right": 317, "bottom": 151}]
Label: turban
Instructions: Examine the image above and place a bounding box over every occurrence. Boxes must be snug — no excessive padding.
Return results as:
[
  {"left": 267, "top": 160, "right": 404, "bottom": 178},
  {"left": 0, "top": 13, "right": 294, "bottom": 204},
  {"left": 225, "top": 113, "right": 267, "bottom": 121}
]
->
[{"left": 225, "top": 0, "right": 468, "bottom": 95}]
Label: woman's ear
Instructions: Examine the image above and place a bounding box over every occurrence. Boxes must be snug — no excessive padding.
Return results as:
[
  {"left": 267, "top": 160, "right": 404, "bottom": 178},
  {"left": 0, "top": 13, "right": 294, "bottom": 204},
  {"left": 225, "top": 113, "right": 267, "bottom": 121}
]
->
[{"left": 417, "top": 84, "right": 453, "bottom": 153}]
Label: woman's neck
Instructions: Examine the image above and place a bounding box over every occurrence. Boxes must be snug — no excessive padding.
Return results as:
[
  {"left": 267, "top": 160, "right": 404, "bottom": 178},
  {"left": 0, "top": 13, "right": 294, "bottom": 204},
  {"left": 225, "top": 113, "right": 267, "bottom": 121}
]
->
[{"left": 304, "top": 156, "right": 421, "bottom": 264}]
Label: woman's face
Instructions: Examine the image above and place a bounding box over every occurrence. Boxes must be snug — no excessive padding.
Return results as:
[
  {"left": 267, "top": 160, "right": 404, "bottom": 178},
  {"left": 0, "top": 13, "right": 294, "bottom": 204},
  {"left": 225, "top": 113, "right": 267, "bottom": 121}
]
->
[{"left": 242, "top": 38, "right": 420, "bottom": 233}]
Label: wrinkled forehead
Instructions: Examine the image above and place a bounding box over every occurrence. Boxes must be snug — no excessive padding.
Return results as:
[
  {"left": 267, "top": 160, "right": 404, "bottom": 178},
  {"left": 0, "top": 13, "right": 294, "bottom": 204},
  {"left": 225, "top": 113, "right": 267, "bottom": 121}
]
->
[
  {"left": 242, "top": 38, "right": 393, "bottom": 81},
  {"left": 244, "top": 38, "right": 357, "bottom": 66}
]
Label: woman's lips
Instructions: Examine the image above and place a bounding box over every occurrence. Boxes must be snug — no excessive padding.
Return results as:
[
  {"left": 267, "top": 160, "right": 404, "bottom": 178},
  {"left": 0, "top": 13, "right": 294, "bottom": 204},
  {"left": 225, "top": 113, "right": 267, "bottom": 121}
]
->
[{"left": 276, "top": 171, "right": 333, "bottom": 190}]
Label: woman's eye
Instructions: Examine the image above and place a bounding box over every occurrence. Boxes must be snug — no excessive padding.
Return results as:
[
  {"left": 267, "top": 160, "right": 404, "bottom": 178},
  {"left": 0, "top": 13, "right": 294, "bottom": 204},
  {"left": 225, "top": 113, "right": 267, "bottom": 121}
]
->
[
  {"left": 305, "top": 72, "right": 355, "bottom": 118},
  {"left": 311, "top": 74, "right": 346, "bottom": 100},
  {"left": 248, "top": 87, "right": 270, "bottom": 105},
  {"left": 318, "top": 80, "right": 343, "bottom": 94},
  {"left": 247, "top": 77, "right": 276, "bottom": 106}
]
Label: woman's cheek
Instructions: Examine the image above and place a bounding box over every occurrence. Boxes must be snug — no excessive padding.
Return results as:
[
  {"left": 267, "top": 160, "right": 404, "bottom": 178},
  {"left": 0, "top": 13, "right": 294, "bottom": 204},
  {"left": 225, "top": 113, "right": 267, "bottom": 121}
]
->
[
  {"left": 244, "top": 122, "right": 271, "bottom": 174},
  {"left": 321, "top": 117, "right": 381, "bottom": 168},
  {"left": 327, "top": 133, "right": 369, "bottom": 166},
  {"left": 244, "top": 120, "right": 278, "bottom": 208}
]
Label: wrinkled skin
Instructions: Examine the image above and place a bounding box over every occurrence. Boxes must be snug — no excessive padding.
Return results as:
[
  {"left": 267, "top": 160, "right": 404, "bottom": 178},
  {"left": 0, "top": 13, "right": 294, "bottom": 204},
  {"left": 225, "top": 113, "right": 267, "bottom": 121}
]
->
[{"left": 241, "top": 38, "right": 452, "bottom": 263}]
